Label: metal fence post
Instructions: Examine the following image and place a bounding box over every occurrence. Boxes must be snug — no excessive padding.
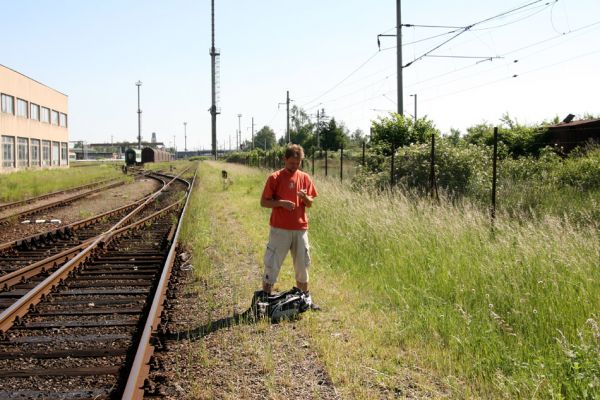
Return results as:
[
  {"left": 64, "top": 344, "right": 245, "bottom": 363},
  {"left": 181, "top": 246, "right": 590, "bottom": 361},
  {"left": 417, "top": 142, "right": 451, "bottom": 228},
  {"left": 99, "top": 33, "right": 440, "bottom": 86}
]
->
[
  {"left": 390, "top": 145, "right": 395, "bottom": 187},
  {"left": 362, "top": 141, "right": 366, "bottom": 166},
  {"left": 491, "top": 126, "right": 498, "bottom": 222},
  {"left": 325, "top": 149, "right": 328, "bottom": 177},
  {"left": 430, "top": 134, "right": 439, "bottom": 200},
  {"left": 312, "top": 150, "right": 315, "bottom": 176},
  {"left": 340, "top": 144, "right": 344, "bottom": 182}
]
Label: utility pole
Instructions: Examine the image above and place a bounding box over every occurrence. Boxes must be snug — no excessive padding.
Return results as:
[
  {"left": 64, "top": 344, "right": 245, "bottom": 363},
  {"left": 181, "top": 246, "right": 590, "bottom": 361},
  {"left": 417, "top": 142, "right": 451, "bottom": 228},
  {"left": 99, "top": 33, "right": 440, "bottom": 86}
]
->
[
  {"left": 286, "top": 91, "right": 290, "bottom": 143},
  {"left": 251, "top": 117, "right": 255, "bottom": 150},
  {"left": 184, "top": 122, "right": 187, "bottom": 153},
  {"left": 237, "top": 114, "right": 242, "bottom": 150},
  {"left": 316, "top": 110, "right": 320, "bottom": 149},
  {"left": 173, "top": 134, "right": 176, "bottom": 159},
  {"left": 136, "top": 81, "right": 142, "bottom": 149},
  {"left": 278, "top": 91, "right": 292, "bottom": 144},
  {"left": 397, "top": 0, "right": 403, "bottom": 116},
  {"left": 209, "top": 0, "right": 220, "bottom": 159}
]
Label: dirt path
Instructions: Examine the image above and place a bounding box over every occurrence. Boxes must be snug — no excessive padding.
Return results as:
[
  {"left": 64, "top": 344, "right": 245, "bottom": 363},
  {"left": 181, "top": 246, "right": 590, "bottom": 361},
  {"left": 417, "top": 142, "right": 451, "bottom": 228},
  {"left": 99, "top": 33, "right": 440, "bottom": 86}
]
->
[{"left": 152, "top": 188, "right": 340, "bottom": 399}]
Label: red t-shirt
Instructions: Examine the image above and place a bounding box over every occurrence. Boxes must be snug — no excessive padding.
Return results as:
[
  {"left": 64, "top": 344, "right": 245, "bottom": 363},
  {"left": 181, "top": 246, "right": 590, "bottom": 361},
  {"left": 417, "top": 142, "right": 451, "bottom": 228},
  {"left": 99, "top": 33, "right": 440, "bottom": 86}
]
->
[{"left": 261, "top": 168, "right": 318, "bottom": 230}]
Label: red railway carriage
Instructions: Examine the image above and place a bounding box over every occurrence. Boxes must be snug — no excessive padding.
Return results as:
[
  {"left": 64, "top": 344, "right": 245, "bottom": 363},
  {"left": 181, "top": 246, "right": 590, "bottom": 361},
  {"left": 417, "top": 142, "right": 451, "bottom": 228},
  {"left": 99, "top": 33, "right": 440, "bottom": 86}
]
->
[{"left": 141, "top": 147, "right": 173, "bottom": 163}]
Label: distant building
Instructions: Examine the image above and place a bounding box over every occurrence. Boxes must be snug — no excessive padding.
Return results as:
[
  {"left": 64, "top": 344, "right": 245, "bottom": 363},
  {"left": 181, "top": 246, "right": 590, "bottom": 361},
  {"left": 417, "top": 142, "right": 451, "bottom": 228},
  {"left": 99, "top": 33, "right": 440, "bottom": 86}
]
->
[
  {"left": 547, "top": 117, "right": 600, "bottom": 153},
  {"left": 0, "top": 64, "right": 69, "bottom": 172}
]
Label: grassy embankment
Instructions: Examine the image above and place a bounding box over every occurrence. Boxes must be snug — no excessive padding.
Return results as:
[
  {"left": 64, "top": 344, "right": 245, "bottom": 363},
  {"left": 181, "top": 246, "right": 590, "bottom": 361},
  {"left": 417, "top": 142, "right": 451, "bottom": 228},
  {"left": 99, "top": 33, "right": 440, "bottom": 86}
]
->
[
  {"left": 0, "top": 164, "right": 125, "bottom": 203},
  {"left": 182, "top": 161, "right": 599, "bottom": 399}
]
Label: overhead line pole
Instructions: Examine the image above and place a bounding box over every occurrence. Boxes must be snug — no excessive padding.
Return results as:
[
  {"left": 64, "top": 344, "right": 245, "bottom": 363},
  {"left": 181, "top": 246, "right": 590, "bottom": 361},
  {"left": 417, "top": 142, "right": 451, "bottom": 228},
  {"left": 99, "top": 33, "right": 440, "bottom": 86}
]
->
[
  {"left": 397, "top": 0, "right": 403, "bottom": 116},
  {"left": 184, "top": 122, "right": 187, "bottom": 153},
  {"left": 209, "top": 0, "right": 219, "bottom": 159},
  {"left": 136, "top": 81, "right": 142, "bottom": 150},
  {"left": 237, "top": 114, "right": 242, "bottom": 149},
  {"left": 286, "top": 91, "right": 290, "bottom": 143}
]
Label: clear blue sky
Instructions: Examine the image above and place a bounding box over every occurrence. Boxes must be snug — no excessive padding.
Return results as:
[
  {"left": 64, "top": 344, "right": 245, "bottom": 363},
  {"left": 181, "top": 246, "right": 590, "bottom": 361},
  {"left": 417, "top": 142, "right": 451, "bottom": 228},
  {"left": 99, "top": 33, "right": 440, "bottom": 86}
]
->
[{"left": 3, "top": 0, "right": 599, "bottom": 150}]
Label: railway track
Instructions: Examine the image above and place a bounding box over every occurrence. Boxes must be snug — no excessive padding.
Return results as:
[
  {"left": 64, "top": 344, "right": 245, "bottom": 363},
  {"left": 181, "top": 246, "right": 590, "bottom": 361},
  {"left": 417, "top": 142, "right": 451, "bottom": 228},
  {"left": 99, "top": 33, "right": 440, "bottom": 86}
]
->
[
  {"left": 0, "top": 177, "right": 125, "bottom": 214},
  {"left": 0, "top": 178, "right": 131, "bottom": 226},
  {"left": 0, "top": 174, "right": 168, "bottom": 286},
  {"left": 0, "top": 166, "right": 196, "bottom": 399}
]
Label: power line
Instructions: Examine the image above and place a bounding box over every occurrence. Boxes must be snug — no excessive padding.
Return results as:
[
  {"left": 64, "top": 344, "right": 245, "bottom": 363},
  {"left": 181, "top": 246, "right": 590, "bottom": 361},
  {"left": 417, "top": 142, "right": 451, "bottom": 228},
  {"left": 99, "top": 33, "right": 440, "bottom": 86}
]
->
[
  {"left": 404, "top": 0, "right": 545, "bottom": 68},
  {"left": 421, "top": 47, "right": 600, "bottom": 103},
  {"left": 300, "top": 51, "right": 381, "bottom": 108},
  {"left": 404, "top": 19, "right": 600, "bottom": 91}
]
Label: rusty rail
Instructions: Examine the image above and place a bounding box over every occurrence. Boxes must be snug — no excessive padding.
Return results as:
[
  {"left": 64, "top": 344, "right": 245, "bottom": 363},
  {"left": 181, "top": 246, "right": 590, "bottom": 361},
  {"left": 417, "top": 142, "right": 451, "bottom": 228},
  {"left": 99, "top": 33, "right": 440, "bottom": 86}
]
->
[
  {"left": 0, "top": 177, "right": 123, "bottom": 213},
  {"left": 0, "top": 168, "right": 191, "bottom": 334},
  {"left": 0, "top": 180, "right": 127, "bottom": 225},
  {"left": 121, "top": 167, "right": 197, "bottom": 399}
]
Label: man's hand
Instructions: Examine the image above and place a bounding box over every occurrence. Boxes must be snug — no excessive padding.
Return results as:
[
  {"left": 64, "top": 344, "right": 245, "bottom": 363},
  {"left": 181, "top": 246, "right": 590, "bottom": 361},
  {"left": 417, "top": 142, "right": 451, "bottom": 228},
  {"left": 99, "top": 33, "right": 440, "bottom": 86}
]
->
[
  {"left": 279, "top": 200, "right": 295, "bottom": 211},
  {"left": 298, "top": 189, "right": 313, "bottom": 207}
]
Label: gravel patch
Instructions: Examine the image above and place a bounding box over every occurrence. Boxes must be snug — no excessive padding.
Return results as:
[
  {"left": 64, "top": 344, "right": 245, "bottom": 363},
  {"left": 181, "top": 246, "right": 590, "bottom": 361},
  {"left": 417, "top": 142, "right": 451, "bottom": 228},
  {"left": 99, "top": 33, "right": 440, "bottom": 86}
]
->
[{"left": 0, "top": 178, "right": 160, "bottom": 244}]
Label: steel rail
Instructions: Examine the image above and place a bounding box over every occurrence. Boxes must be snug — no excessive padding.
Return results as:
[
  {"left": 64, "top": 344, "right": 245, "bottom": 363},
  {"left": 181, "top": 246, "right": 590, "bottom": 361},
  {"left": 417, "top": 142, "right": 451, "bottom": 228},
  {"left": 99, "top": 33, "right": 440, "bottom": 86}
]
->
[
  {"left": 122, "top": 166, "right": 197, "bottom": 400},
  {"left": 0, "top": 177, "right": 123, "bottom": 213},
  {"left": 0, "top": 180, "right": 127, "bottom": 225},
  {"left": 0, "top": 168, "right": 191, "bottom": 334},
  {"left": 0, "top": 190, "right": 157, "bottom": 253}
]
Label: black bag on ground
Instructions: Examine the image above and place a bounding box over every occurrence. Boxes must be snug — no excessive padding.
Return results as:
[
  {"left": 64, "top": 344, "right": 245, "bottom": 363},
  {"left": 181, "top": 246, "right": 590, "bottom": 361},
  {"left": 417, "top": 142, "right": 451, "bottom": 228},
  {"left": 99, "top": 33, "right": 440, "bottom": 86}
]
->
[{"left": 251, "top": 287, "right": 309, "bottom": 322}]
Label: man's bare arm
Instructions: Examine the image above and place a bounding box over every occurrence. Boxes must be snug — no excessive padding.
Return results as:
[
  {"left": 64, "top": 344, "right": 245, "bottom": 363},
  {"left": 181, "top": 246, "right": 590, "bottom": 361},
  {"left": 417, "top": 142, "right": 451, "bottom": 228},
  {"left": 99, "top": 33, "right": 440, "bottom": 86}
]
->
[
  {"left": 261, "top": 198, "right": 295, "bottom": 210},
  {"left": 298, "top": 190, "right": 314, "bottom": 208}
]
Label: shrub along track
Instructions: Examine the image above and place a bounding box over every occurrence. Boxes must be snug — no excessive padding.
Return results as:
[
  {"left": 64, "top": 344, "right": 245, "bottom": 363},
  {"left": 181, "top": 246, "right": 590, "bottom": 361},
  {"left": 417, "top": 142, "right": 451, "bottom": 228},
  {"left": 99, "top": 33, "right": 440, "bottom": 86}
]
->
[{"left": 0, "top": 168, "right": 196, "bottom": 399}]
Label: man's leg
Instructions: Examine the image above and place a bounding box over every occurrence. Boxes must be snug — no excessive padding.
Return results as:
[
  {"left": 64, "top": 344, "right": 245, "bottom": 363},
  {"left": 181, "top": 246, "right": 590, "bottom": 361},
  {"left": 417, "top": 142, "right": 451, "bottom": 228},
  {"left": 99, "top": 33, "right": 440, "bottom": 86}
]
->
[{"left": 262, "top": 227, "right": 292, "bottom": 295}]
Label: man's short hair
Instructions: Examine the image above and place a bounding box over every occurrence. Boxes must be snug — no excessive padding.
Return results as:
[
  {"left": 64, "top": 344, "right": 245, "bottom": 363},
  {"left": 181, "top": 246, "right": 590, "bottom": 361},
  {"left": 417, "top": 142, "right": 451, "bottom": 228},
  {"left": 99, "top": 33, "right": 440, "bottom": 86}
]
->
[{"left": 284, "top": 144, "right": 304, "bottom": 159}]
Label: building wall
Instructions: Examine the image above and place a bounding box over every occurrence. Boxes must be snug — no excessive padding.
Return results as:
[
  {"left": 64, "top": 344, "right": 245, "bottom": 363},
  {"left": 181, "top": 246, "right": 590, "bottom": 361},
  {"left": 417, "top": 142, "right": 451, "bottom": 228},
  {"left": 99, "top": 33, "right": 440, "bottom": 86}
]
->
[{"left": 0, "top": 64, "right": 69, "bottom": 172}]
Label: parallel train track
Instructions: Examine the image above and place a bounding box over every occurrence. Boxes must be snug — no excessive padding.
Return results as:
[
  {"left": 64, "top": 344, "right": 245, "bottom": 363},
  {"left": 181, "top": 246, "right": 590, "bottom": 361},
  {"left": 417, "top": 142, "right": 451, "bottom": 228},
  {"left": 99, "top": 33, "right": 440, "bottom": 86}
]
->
[{"left": 0, "top": 166, "right": 196, "bottom": 399}]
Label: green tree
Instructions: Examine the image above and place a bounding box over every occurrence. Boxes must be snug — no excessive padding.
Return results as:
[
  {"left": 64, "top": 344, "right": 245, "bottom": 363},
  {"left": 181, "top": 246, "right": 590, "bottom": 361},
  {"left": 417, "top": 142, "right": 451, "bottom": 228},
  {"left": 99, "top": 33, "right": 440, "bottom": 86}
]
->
[
  {"left": 370, "top": 113, "right": 438, "bottom": 152},
  {"left": 320, "top": 118, "right": 346, "bottom": 151},
  {"left": 349, "top": 128, "right": 365, "bottom": 147},
  {"left": 290, "top": 105, "right": 315, "bottom": 150},
  {"left": 254, "top": 126, "right": 277, "bottom": 150}
]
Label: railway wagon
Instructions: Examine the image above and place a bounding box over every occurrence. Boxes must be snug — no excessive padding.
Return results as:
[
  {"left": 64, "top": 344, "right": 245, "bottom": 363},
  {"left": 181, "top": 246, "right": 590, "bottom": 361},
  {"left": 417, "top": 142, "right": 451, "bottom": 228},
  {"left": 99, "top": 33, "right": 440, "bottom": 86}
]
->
[
  {"left": 141, "top": 147, "right": 173, "bottom": 163},
  {"left": 124, "top": 148, "right": 142, "bottom": 166}
]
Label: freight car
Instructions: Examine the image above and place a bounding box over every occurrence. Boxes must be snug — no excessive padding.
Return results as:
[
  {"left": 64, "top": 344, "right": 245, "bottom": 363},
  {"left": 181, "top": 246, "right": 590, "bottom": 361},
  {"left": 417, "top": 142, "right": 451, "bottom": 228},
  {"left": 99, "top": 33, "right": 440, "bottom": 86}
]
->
[
  {"left": 124, "top": 148, "right": 142, "bottom": 166},
  {"left": 141, "top": 147, "right": 173, "bottom": 163}
]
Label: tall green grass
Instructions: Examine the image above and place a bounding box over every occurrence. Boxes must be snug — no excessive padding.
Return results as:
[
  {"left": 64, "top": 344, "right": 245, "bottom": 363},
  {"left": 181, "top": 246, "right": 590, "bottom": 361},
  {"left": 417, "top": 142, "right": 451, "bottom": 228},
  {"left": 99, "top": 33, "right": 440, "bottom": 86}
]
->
[
  {"left": 0, "top": 165, "right": 124, "bottom": 203},
  {"left": 192, "top": 162, "right": 599, "bottom": 398},
  {"left": 309, "top": 179, "right": 599, "bottom": 398}
]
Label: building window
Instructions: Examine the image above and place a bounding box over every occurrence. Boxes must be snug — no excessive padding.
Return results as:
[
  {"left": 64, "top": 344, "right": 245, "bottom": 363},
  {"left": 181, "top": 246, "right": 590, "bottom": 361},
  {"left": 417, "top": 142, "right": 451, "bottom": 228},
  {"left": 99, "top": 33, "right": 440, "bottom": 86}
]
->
[
  {"left": 60, "top": 143, "right": 68, "bottom": 165},
  {"left": 30, "top": 103, "right": 40, "bottom": 121},
  {"left": 16, "top": 99, "right": 28, "bottom": 118},
  {"left": 41, "top": 107, "right": 50, "bottom": 123},
  {"left": 31, "top": 139, "right": 40, "bottom": 167},
  {"left": 2, "top": 136, "right": 15, "bottom": 168},
  {"left": 59, "top": 113, "right": 68, "bottom": 128},
  {"left": 1, "top": 94, "right": 14, "bottom": 114},
  {"left": 52, "top": 141, "right": 59, "bottom": 166},
  {"left": 51, "top": 110, "right": 59, "bottom": 126},
  {"left": 17, "top": 137, "right": 29, "bottom": 168},
  {"left": 42, "top": 140, "right": 51, "bottom": 166}
]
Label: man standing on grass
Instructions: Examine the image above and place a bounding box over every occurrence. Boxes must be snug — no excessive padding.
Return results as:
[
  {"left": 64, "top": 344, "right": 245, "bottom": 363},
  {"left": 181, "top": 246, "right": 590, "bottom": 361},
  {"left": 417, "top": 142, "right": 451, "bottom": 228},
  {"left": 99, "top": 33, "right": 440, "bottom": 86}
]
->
[{"left": 260, "top": 144, "right": 319, "bottom": 310}]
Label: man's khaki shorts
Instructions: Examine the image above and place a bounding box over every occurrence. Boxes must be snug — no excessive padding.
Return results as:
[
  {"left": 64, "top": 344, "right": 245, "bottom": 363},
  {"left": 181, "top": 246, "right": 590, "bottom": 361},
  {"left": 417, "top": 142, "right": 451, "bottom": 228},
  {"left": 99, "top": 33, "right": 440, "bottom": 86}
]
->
[{"left": 263, "top": 227, "right": 311, "bottom": 285}]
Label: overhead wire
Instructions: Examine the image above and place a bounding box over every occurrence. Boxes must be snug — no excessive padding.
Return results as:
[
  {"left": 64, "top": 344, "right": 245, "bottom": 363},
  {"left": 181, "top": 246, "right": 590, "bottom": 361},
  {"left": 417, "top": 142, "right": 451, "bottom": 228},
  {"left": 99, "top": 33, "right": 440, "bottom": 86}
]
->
[
  {"left": 403, "top": 0, "right": 545, "bottom": 68},
  {"left": 300, "top": 51, "right": 381, "bottom": 108}
]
